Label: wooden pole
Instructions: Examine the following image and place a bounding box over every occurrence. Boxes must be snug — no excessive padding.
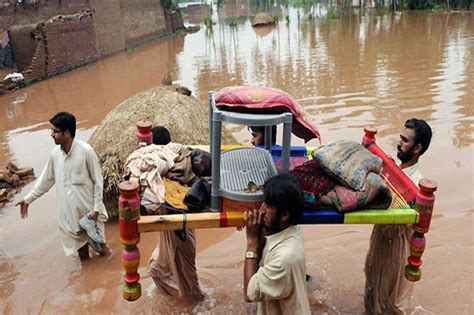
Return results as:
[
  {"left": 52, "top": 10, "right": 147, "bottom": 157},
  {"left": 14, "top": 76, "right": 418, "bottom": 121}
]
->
[
  {"left": 119, "top": 181, "right": 142, "bottom": 301},
  {"left": 138, "top": 211, "right": 245, "bottom": 233},
  {"left": 405, "top": 178, "right": 437, "bottom": 281}
]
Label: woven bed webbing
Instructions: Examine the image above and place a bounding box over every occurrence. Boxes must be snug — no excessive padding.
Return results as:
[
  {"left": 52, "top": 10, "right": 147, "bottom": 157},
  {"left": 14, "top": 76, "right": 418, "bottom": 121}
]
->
[{"left": 383, "top": 173, "right": 411, "bottom": 209}]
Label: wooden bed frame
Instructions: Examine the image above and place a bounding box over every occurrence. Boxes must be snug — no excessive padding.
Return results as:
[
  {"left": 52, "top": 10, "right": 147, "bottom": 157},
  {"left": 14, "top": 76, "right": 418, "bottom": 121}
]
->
[{"left": 118, "top": 127, "right": 437, "bottom": 301}]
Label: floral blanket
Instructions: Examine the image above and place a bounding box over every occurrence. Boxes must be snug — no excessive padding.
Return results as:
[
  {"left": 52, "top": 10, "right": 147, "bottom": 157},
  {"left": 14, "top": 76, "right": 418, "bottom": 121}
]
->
[{"left": 290, "top": 159, "right": 392, "bottom": 212}]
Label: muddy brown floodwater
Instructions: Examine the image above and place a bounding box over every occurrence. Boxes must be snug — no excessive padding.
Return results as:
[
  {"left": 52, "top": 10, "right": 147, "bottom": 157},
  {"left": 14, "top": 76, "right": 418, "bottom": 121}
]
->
[{"left": 0, "top": 7, "right": 473, "bottom": 315}]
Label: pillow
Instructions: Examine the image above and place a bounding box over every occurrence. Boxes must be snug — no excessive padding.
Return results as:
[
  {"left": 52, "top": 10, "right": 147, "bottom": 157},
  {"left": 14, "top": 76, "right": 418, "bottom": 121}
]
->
[
  {"left": 215, "top": 86, "right": 321, "bottom": 143},
  {"left": 312, "top": 140, "right": 382, "bottom": 191}
]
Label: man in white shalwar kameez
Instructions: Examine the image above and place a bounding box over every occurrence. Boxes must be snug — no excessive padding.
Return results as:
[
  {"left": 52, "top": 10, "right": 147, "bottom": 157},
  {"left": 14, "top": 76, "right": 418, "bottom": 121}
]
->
[
  {"left": 364, "top": 118, "right": 432, "bottom": 315},
  {"left": 17, "top": 112, "right": 109, "bottom": 259}
]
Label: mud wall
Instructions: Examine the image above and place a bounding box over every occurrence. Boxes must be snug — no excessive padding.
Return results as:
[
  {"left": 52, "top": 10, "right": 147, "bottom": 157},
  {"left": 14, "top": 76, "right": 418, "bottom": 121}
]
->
[
  {"left": 89, "top": 0, "right": 168, "bottom": 57},
  {"left": 1, "top": 0, "right": 170, "bottom": 58}
]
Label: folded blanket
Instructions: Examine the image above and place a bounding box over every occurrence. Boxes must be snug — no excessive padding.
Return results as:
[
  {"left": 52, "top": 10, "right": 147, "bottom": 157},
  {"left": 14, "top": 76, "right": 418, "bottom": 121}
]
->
[
  {"left": 215, "top": 86, "right": 321, "bottom": 143},
  {"left": 290, "top": 159, "right": 334, "bottom": 204},
  {"left": 291, "top": 158, "right": 391, "bottom": 212},
  {"left": 312, "top": 140, "right": 382, "bottom": 191},
  {"left": 319, "top": 173, "right": 392, "bottom": 212}
]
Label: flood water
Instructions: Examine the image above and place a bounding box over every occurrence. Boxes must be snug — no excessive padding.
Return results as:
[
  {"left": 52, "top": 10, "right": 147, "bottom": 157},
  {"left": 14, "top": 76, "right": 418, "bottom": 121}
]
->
[{"left": 0, "top": 6, "right": 473, "bottom": 314}]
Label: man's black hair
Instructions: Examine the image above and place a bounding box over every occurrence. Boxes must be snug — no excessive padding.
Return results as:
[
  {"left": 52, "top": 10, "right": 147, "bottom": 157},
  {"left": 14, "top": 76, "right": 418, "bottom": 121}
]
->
[
  {"left": 250, "top": 125, "right": 277, "bottom": 145},
  {"left": 405, "top": 118, "right": 432, "bottom": 155},
  {"left": 49, "top": 112, "right": 76, "bottom": 138},
  {"left": 151, "top": 126, "right": 171, "bottom": 145},
  {"left": 263, "top": 174, "right": 304, "bottom": 225}
]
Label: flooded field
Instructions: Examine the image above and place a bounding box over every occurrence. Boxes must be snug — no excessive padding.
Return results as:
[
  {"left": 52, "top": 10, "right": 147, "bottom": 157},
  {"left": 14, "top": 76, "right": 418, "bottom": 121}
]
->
[{"left": 0, "top": 6, "right": 473, "bottom": 314}]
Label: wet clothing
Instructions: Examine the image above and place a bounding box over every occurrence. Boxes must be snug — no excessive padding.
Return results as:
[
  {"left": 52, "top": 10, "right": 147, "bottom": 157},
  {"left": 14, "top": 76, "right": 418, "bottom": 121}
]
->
[
  {"left": 24, "top": 139, "right": 107, "bottom": 256},
  {"left": 364, "top": 164, "right": 422, "bottom": 315},
  {"left": 247, "top": 225, "right": 311, "bottom": 315},
  {"left": 147, "top": 178, "right": 203, "bottom": 301},
  {"left": 147, "top": 229, "right": 204, "bottom": 301}
]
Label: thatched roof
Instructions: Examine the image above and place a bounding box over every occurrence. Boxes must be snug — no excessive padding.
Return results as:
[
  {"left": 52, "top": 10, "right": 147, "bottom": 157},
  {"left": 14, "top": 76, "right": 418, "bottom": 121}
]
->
[
  {"left": 89, "top": 86, "right": 237, "bottom": 217},
  {"left": 252, "top": 13, "right": 275, "bottom": 27}
]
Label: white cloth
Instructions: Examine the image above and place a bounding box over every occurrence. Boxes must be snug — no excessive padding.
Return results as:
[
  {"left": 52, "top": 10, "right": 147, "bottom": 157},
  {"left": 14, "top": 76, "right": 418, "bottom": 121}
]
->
[
  {"left": 124, "top": 143, "right": 184, "bottom": 212},
  {"left": 402, "top": 163, "right": 423, "bottom": 187},
  {"left": 24, "top": 139, "right": 107, "bottom": 256},
  {"left": 247, "top": 225, "right": 311, "bottom": 315}
]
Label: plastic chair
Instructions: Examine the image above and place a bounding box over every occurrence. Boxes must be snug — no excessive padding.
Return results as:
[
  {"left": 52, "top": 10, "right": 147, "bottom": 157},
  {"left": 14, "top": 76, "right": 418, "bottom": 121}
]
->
[{"left": 209, "top": 91, "right": 293, "bottom": 211}]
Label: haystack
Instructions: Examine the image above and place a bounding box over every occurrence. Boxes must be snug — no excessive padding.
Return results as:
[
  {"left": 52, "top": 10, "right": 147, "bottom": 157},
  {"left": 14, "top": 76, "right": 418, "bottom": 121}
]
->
[
  {"left": 252, "top": 13, "right": 275, "bottom": 27},
  {"left": 89, "top": 86, "right": 237, "bottom": 217}
]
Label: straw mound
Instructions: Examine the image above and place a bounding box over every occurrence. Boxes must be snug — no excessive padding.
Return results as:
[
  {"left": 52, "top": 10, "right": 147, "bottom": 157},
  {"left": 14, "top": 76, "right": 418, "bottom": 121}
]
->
[
  {"left": 252, "top": 13, "right": 275, "bottom": 27},
  {"left": 89, "top": 86, "right": 237, "bottom": 217}
]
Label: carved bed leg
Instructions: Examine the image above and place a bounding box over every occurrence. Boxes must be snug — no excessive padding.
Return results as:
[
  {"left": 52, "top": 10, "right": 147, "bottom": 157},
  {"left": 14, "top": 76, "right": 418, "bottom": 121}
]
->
[
  {"left": 137, "top": 120, "right": 152, "bottom": 146},
  {"left": 405, "top": 178, "right": 437, "bottom": 281},
  {"left": 119, "top": 181, "right": 142, "bottom": 301}
]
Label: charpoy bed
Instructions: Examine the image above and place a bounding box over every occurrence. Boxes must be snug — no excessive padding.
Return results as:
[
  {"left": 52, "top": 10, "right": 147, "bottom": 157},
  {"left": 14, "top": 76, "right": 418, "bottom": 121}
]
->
[{"left": 118, "top": 87, "right": 437, "bottom": 301}]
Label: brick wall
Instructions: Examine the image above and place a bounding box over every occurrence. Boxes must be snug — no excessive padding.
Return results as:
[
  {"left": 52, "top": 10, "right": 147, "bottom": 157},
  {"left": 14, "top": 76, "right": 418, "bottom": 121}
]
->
[
  {"left": 22, "top": 13, "right": 97, "bottom": 82},
  {"left": 3, "top": 0, "right": 185, "bottom": 85},
  {"left": 0, "top": 0, "right": 90, "bottom": 33},
  {"left": 120, "top": 0, "right": 168, "bottom": 48},
  {"left": 44, "top": 15, "right": 97, "bottom": 76},
  {"left": 22, "top": 39, "right": 46, "bottom": 82},
  {"left": 88, "top": 0, "right": 124, "bottom": 57}
]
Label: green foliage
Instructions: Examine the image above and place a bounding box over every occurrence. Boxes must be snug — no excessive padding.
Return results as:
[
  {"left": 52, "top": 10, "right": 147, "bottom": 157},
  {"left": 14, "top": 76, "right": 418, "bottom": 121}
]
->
[
  {"left": 203, "top": 16, "right": 215, "bottom": 29},
  {"left": 180, "top": 11, "right": 189, "bottom": 19},
  {"left": 286, "top": 0, "right": 315, "bottom": 9},
  {"left": 401, "top": 0, "right": 469, "bottom": 10},
  {"left": 431, "top": 4, "right": 446, "bottom": 11},
  {"left": 272, "top": 14, "right": 280, "bottom": 22},
  {"left": 285, "top": 14, "right": 290, "bottom": 23},
  {"left": 226, "top": 17, "right": 238, "bottom": 27},
  {"left": 326, "top": 7, "right": 341, "bottom": 20},
  {"left": 163, "top": 0, "right": 176, "bottom": 9}
]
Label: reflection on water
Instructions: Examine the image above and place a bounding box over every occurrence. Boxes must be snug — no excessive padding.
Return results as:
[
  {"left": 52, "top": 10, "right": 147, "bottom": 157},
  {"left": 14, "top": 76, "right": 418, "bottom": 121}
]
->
[{"left": 0, "top": 6, "right": 473, "bottom": 315}]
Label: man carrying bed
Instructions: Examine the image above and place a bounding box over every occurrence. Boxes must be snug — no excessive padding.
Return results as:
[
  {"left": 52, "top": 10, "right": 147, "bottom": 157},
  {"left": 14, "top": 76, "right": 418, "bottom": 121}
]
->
[
  {"left": 243, "top": 174, "right": 311, "bottom": 315},
  {"left": 364, "top": 118, "right": 432, "bottom": 315}
]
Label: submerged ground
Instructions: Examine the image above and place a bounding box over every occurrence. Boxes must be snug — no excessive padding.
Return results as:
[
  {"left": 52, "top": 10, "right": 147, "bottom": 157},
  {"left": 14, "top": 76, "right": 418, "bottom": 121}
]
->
[{"left": 0, "top": 7, "right": 473, "bottom": 314}]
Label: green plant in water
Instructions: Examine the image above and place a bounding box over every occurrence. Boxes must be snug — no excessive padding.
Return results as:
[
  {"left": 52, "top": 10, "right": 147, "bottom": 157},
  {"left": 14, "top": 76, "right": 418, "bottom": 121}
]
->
[
  {"left": 432, "top": 4, "right": 446, "bottom": 11},
  {"left": 203, "top": 16, "right": 215, "bottom": 29},
  {"left": 227, "top": 17, "right": 238, "bottom": 27},
  {"left": 285, "top": 14, "right": 290, "bottom": 23},
  {"left": 326, "top": 7, "right": 341, "bottom": 20}
]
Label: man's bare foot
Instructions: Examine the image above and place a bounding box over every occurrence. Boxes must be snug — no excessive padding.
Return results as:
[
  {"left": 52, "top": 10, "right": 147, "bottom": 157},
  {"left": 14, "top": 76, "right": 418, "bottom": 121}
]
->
[
  {"left": 78, "top": 243, "right": 90, "bottom": 260},
  {"left": 99, "top": 243, "right": 111, "bottom": 256}
]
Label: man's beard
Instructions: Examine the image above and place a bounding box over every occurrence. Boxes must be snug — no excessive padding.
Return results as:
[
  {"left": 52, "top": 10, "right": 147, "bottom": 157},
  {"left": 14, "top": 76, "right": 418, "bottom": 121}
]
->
[
  {"left": 264, "top": 213, "right": 282, "bottom": 236},
  {"left": 397, "top": 145, "right": 414, "bottom": 163}
]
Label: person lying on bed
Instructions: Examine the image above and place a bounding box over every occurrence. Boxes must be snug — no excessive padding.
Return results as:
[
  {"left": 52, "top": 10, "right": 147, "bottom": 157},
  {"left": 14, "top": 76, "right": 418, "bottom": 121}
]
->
[{"left": 364, "top": 118, "right": 432, "bottom": 315}]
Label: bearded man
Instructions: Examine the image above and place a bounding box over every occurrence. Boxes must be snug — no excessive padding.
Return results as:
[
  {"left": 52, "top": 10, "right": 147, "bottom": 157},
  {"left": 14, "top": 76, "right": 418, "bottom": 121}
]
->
[
  {"left": 243, "top": 174, "right": 311, "bottom": 315},
  {"left": 364, "top": 118, "right": 432, "bottom": 315}
]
